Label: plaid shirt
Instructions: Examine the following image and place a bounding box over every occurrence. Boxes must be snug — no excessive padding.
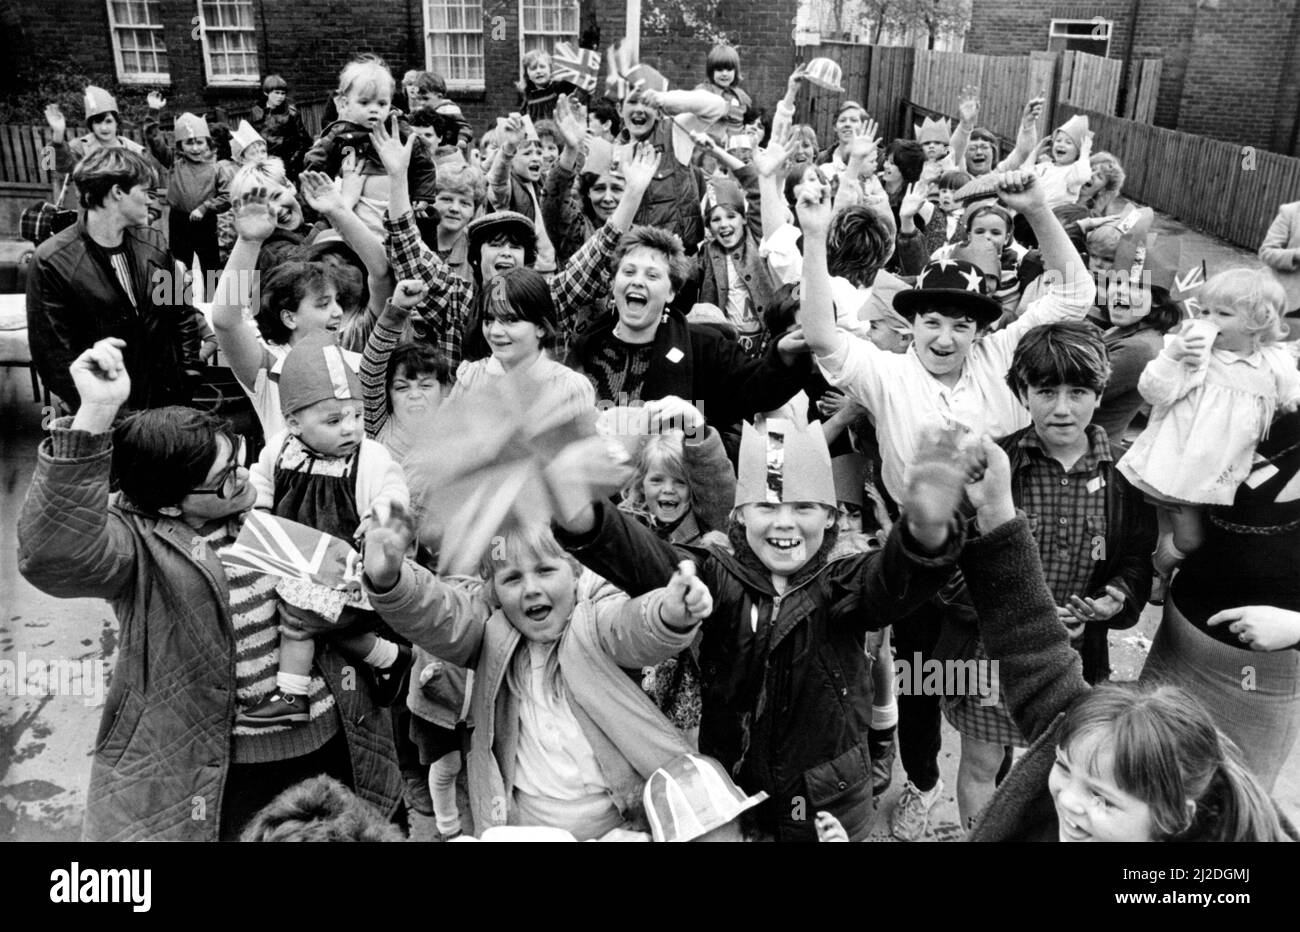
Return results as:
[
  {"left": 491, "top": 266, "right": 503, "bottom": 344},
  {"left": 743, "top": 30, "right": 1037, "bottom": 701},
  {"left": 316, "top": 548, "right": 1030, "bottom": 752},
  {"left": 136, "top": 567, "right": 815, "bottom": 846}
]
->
[
  {"left": 1014, "top": 425, "right": 1113, "bottom": 606},
  {"left": 384, "top": 209, "right": 621, "bottom": 370}
]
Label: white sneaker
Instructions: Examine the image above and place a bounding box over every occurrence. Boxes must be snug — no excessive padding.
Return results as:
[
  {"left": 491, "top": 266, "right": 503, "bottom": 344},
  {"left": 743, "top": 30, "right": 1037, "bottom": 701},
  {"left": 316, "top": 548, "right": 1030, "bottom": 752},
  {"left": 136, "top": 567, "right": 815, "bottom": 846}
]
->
[{"left": 891, "top": 778, "right": 944, "bottom": 841}]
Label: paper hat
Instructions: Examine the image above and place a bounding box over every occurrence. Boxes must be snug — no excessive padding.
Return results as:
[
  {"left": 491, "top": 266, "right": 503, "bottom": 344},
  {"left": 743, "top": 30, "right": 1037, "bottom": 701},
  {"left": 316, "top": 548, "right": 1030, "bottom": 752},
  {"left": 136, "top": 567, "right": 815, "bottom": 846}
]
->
[
  {"left": 859, "top": 270, "right": 911, "bottom": 329},
  {"left": 643, "top": 754, "right": 768, "bottom": 843},
  {"left": 735, "top": 396, "right": 837, "bottom": 509},
  {"left": 1055, "top": 114, "right": 1089, "bottom": 151},
  {"left": 831, "top": 453, "right": 867, "bottom": 506},
  {"left": 230, "top": 120, "right": 265, "bottom": 160},
  {"left": 915, "top": 116, "right": 952, "bottom": 146},
  {"left": 278, "top": 332, "right": 363, "bottom": 417},
  {"left": 84, "top": 85, "right": 118, "bottom": 120},
  {"left": 894, "top": 259, "right": 1003, "bottom": 326},
  {"left": 174, "top": 112, "right": 212, "bottom": 143},
  {"left": 582, "top": 137, "right": 617, "bottom": 177},
  {"left": 701, "top": 175, "right": 746, "bottom": 219},
  {"left": 803, "top": 57, "right": 844, "bottom": 93}
]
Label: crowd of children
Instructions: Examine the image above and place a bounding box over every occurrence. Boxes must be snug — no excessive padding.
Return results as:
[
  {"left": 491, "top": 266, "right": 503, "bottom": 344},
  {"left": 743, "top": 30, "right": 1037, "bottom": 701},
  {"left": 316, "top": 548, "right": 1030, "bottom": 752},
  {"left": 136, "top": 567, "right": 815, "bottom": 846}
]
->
[{"left": 20, "top": 37, "right": 1300, "bottom": 845}]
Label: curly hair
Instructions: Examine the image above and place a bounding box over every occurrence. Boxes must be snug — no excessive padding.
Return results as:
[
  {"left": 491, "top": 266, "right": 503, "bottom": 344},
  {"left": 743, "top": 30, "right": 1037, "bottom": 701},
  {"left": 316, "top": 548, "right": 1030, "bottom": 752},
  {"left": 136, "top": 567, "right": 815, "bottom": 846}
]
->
[{"left": 827, "top": 205, "right": 894, "bottom": 288}]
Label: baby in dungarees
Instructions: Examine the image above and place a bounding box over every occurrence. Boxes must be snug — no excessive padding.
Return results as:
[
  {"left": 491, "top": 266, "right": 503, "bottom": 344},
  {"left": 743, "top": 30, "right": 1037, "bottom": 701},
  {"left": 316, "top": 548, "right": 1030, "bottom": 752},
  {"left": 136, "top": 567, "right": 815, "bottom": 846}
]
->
[{"left": 242, "top": 331, "right": 411, "bottom": 726}]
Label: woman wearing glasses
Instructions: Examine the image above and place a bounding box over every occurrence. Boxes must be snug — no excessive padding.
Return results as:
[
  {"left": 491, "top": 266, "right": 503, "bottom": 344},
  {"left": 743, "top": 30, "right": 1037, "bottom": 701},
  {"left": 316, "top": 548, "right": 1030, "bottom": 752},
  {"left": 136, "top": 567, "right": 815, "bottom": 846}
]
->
[{"left": 17, "top": 338, "right": 403, "bottom": 841}]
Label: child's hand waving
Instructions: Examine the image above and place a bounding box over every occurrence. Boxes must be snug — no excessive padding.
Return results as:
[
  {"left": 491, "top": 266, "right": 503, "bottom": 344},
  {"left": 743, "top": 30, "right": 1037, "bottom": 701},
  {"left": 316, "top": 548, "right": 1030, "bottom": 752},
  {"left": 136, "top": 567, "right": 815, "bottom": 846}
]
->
[
  {"left": 298, "top": 170, "right": 346, "bottom": 215},
  {"left": 620, "top": 142, "right": 661, "bottom": 195},
  {"left": 44, "top": 103, "right": 65, "bottom": 136},
  {"left": 371, "top": 113, "right": 415, "bottom": 177},
  {"left": 232, "top": 186, "right": 279, "bottom": 242},
  {"left": 752, "top": 135, "right": 793, "bottom": 178},
  {"left": 147, "top": 91, "right": 166, "bottom": 111},
  {"left": 363, "top": 500, "right": 416, "bottom": 592},
  {"left": 659, "top": 560, "right": 713, "bottom": 630}
]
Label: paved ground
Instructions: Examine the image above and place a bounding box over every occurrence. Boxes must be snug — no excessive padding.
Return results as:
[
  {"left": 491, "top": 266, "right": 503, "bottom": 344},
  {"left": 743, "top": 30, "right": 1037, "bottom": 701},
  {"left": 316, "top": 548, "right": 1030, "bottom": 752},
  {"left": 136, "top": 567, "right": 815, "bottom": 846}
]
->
[{"left": 2, "top": 211, "right": 1295, "bottom": 841}]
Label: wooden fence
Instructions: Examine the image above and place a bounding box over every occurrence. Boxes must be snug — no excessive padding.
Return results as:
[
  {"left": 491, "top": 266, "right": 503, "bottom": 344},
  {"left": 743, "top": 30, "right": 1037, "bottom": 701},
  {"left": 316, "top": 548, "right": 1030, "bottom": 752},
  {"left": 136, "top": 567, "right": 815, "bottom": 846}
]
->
[
  {"left": 1058, "top": 104, "right": 1300, "bottom": 251},
  {"left": 0, "top": 98, "right": 331, "bottom": 191},
  {"left": 794, "top": 44, "right": 916, "bottom": 148}
]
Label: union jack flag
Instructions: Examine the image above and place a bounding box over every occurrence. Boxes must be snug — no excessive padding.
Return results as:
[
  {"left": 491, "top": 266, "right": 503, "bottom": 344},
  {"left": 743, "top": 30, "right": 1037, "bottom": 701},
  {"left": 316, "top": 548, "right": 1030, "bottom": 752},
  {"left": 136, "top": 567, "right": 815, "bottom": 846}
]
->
[
  {"left": 552, "top": 41, "right": 601, "bottom": 93},
  {"left": 223, "top": 511, "right": 366, "bottom": 598}
]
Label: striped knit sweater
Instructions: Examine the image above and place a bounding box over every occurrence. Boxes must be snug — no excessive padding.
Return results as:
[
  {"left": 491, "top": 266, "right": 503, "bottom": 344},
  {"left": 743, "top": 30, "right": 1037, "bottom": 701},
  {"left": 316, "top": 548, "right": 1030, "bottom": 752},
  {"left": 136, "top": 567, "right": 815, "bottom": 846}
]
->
[{"left": 204, "top": 524, "right": 340, "bottom": 763}]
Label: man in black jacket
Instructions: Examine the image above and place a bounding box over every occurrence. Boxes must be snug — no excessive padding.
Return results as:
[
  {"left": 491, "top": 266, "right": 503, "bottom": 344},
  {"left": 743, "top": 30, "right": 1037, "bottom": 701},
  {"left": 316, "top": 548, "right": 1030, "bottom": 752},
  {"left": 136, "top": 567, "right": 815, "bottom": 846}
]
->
[{"left": 26, "top": 147, "right": 210, "bottom": 412}]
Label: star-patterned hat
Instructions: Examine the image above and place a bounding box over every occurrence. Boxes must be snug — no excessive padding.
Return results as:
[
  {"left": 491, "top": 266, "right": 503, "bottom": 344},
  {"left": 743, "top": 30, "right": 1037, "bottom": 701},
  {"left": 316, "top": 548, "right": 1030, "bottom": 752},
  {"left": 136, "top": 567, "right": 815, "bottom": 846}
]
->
[{"left": 893, "top": 258, "right": 1003, "bottom": 326}]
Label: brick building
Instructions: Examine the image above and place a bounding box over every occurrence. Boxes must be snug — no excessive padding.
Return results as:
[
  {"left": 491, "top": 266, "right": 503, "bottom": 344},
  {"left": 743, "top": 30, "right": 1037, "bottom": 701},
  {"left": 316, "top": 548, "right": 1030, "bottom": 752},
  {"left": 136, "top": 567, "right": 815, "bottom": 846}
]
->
[
  {"left": 964, "top": 0, "right": 1300, "bottom": 156},
  {"left": 1, "top": 0, "right": 802, "bottom": 137}
]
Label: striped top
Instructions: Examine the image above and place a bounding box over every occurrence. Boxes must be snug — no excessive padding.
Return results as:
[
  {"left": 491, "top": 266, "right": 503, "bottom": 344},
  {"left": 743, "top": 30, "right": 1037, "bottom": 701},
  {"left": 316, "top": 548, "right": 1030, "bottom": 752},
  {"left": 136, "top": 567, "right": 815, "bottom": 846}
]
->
[{"left": 205, "top": 524, "right": 340, "bottom": 763}]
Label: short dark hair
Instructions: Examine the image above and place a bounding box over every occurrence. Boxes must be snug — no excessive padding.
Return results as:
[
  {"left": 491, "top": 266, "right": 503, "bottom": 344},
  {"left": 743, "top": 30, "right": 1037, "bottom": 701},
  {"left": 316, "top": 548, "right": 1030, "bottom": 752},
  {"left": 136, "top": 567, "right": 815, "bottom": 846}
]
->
[
  {"left": 588, "top": 96, "right": 622, "bottom": 136},
  {"left": 385, "top": 341, "right": 453, "bottom": 402},
  {"left": 412, "top": 70, "right": 446, "bottom": 96},
  {"left": 463, "top": 267, "right": 560, "bottom": 360},
  {"left": 240, "top": 775, "right": 404, "bottom": 842},
  {"left": 262, "top": 74, "right": 288, "bottom": 94},
  {"left": 1006, "top": 320, "right": 1111, "bottom": 399},
  {"left": 827, "top": 205, "right": 893, "bottom": 288},
  {"left": 255, "top": 261, "right": 337, "bottom": 346},
  {"left": 467, "top": 225, "right": 537, "bottom": 288},
  {"left": 938, "top": 169, "right": 973, "bottom": 191},
  {"left": 612, "top": 226, "right": 690, "bottom": 295},
  {"left": 297, "top": 240, "right": 367, "bottom": 316},
  {"left": 74, "top": 147, "right": 157, "bottom": 210},
  {"left": 112, "top": 407, "right": 229, "bottom": 512},
  {"left": 885, "top": 139, "right": 926, "bottom": 185},
  {"left": 1138, "top": 285, "right": 1184, "bottom": 335}
]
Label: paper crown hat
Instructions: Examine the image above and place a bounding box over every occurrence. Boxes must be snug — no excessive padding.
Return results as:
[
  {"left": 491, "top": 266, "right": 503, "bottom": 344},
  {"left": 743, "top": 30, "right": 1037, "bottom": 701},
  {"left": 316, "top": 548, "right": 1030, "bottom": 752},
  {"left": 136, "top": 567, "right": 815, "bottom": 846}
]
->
[
  {"left": 1112, "top": 209, "right": 1205, "bottom": 305},
  {"left": 1055, "top": 114, "right": 1090, "bottom": 150},
  {"left": 230, "top": 119, "right": 265, "bottom": 159},
  {"left": 278, "top": 332, "right": 363, "bottom": 417},
  {"left": 915, "top": 116, "right": 952, "bottom": 146},
  {"left": 173, "top": 112, "right": 212, "bottom": 143},
  {"left": 701, "top": 174, "right": 746, "bottom": 220},
  {"left": 644, "top": 754, "right": 768, "bottom": 843},
  {"left": 84, "top": 85, "right": 118, "bottom": 120},
  {"left": 735, "top": 394, "right": 837, "bottom": 508},
  {"left": 831, "top": 453, "right": 866, "bottom": 507}
]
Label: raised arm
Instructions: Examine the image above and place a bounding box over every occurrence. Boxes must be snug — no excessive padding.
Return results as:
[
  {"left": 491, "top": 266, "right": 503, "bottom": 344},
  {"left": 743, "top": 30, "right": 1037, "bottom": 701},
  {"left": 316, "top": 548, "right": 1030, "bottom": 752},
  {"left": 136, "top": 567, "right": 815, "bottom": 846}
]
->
[
  {"left": 793, "top": 176, "right": 840, "bottom": 359},
  {"left": 754, "top": 135, "right": 794, "bottom": 244},
  {"left": 994, "top": 97, "right": 1045, "bottom": 172},
  {"left": 141, "top": 93, "right": 173, "bottom": 167},
  {"left": 210, "top": 194, "right": 275, "bottom": 391},
  {"left": 19, "top": 339, "right": 142, "bottom": 602},
  {"left": 360, "top": 280, "right": 428, "bottom": 437}
]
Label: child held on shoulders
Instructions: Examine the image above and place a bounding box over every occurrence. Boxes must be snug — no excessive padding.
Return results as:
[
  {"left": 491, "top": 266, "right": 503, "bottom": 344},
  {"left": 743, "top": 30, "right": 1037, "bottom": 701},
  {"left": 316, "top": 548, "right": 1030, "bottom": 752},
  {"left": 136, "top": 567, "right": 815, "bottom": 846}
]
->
[
  {"left": 1032, "top": 114, "right": 1092, "bottom": 210},
  {"left": 1118, "top": 268, "right": 1300, "bottom": 595},
  {"left": 302, "top": 55, "right": 438, "bottom": 237},
  {"left": 695, "top": 44, "right": 753, "bottom": 148},
  {"left": 242, "top": 332, "right": 412, "bottom": 727}
]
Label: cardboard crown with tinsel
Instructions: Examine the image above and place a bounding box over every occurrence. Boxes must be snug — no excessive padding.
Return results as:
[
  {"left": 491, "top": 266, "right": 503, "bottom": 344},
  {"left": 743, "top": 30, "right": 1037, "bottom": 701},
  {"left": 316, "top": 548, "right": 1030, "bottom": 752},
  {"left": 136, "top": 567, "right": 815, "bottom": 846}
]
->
[
  {"left": 173, "top": 112, "right": 212, "bottom": 143},
  {"left": 915, "top": 116, "right": 952, "bottom": 146},
  {"left": 735, "top": 394, "right": 837, "bottom": 509}
]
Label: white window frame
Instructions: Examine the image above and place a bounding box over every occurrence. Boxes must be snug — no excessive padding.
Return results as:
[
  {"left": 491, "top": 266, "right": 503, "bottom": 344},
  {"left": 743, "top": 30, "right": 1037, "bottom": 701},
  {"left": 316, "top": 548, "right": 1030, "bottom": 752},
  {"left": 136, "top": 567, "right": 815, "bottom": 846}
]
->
[
  {"left": 1048, "top": 18, "right": 1113, "bottom": 57},
  {"left": 195, "top": 0, "right": 261, "bottom": 87},
  {"left": 424, "top": 0, "right": 486, "bottom": 92},
  {"left": 518, "top": 0, "right": 579, "bottom": 81},
  {"left": 106, "top": 0, "right": 170, "bottom": 85}
]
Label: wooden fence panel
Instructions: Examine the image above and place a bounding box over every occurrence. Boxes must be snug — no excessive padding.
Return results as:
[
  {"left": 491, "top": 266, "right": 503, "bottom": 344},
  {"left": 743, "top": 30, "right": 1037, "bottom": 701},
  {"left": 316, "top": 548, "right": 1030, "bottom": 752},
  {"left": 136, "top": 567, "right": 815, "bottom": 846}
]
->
[{"left": 1056, "top": 103, "right": 1300, "bottom": 251}]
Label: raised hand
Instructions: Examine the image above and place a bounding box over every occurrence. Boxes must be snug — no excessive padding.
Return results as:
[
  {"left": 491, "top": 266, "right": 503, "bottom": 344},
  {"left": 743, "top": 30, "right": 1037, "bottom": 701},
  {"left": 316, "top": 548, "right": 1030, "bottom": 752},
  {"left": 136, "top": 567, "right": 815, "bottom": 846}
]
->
[
  {"left": 553, "top": 94, "right": 587, "bottom": 150},
  {"left": 643, "top": 395, "right": 705, "bottom": 437},
  {"left": 753, "top": 136, "right": 793, "bottom": 178},
  {"left": 44, "top": 103, "right": 66, "bottom": 137},
  {"left": 659, "top": 560, "right": 713, "bottom": 629},
  {"left": 362, "top": 500, "right": 416, "bottom": 591},
  {"left": 70, "top": 337, "right": 131, "bottom": 411},
  {"left": 901, "top": 424, "right": 979, "bottom": 549},
  {"left": 620, "top": 141, "right": 661, "bottom": 195},
  {"left": 786, "top": 63, "right": 809, "bottom": 98},
  {"left": 390, "top": 279, "right": 429, "bottom": 310},
  {"left": 231, "top": 185, "right": 279, "bottom": 242},
  {"left": 298, "top": 169, "right": 346, "bottom": 215},
  {"left": 1029, "top": 135, "right": 1053, "bottom": 164},
  {"left": 370, "top": 113, "right": 414, "bottom": 177},
  {"left": 994, "top": 170, "right": 1046, "bottom": 213},
  {"left": 958, "top": 85, "right": 980, "bottom": 125},
  {"left": 1021, "top": 97, "right": 1045, "bottom": 129},
  {"left": 899, "top": 181, "right": 932, "bottom": 219},
  {"left": 794, "top": 178, "right": 833, "bottom": 238},
  {"left": 500, "top": 113, "right": 527, "bottom": 153},
  {"left": 963, "top": 434, "right": 1016, "bottom": 533},
  {"left": 147, "top": 91, "right": 166, "bottom": 111},
  {"left": 847, "top": 123, "right": 881, "bottom": 164}
]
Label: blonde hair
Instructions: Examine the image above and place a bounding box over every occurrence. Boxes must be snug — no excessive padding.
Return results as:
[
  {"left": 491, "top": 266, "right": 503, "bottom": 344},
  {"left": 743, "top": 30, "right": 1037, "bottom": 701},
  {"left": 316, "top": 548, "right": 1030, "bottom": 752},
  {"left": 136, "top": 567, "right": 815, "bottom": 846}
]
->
[
  {"left": 336, "top": 54, "right": 395, "bottom": 103},
  {"left": 1197, "top": 268, "right": 1288, "bottom": 346},
  {"left": 230, "top": 155, "right": 294, "bottom": 201},
  {"left": 621, "top": 433, "right": 690, "bottom": 520},
  {"left": 478, "top": 524, "right": 580, "bottom": 705},
  {"left": 518, "top": 48, "right": 552, "bottom": 93}
]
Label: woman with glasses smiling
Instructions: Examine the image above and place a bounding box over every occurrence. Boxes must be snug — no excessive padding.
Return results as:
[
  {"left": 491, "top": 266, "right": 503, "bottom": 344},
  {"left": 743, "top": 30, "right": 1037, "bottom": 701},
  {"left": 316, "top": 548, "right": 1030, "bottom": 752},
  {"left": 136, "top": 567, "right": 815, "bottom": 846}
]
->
[{"left": 18, "top": 337, "right": 403, "bottom": 841}]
